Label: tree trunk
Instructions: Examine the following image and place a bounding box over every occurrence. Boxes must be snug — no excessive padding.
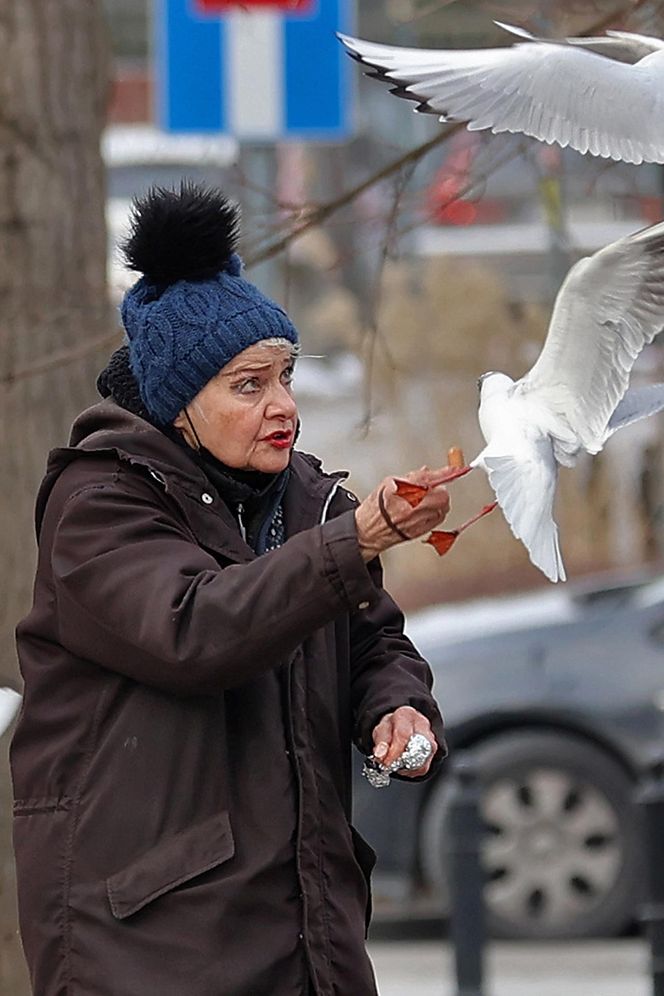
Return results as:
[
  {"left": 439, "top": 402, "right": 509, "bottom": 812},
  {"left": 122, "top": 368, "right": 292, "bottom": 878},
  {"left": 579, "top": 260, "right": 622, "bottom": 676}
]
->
[{"left": 0, "top": 2, "right": 112, "bottom": 989}]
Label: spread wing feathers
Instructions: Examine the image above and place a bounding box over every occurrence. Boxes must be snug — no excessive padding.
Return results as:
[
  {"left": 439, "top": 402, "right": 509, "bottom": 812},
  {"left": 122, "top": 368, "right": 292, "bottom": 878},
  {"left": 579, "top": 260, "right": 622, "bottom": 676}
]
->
[
  {"left": 495, "top": 22, "right": 664, "bottom": 64},
  {"left": 337, "top": 33, "right": 664, "bottom": 164},
  {"left": 606, "top": 383, "right": 664, "bottom": 436},
  {"left": 484, "top": 451, "right": 566, "bottom": 583},
  {"left": 516, "top": 221, "right": 664, "bottom": 455}
]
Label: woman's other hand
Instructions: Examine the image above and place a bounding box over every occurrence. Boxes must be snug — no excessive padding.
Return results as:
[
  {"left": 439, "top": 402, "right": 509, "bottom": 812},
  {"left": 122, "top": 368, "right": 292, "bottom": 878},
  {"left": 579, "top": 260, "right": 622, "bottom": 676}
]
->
[
  {"left": 371, "top": 706, "right": 437, "bottom": 778},
  {"left": 354, "top": 466, "right": 451, "bottom": 562}
]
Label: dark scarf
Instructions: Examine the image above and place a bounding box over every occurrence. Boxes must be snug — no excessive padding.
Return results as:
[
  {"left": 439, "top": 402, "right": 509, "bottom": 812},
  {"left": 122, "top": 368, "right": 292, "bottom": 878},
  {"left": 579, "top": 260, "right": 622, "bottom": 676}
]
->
[{"left": 96, "top": 345, "right": 287, "bottom": 553}]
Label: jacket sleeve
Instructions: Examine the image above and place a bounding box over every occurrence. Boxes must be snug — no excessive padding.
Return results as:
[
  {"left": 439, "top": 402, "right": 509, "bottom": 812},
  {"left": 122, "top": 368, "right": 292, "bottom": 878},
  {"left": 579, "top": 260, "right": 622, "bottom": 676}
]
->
[
  {"left": 349, "top": 555, "right": 447, "bottom": 773},
  {"left": 49, "top": 468, "right": 377, "bottom": 696}
]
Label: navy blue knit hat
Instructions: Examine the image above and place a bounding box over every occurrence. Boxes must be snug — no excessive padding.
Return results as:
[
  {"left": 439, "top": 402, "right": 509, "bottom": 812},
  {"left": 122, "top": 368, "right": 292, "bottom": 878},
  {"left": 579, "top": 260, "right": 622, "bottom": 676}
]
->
[{"left": 120, "top": 182, "right": 299, "bottom": 426}]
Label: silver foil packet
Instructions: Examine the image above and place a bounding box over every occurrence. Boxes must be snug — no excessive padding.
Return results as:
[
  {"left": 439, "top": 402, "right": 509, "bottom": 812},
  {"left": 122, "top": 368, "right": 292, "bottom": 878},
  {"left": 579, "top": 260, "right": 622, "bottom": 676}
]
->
[{"left": 362, "top": 733, "right": 433, "bottom": 789}]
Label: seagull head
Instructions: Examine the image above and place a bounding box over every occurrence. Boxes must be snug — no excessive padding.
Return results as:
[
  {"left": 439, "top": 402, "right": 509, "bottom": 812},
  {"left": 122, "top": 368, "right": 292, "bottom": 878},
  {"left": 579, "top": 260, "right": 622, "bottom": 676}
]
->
[{"left": 477, "top": 371, "right": 514, "bottom": 400}]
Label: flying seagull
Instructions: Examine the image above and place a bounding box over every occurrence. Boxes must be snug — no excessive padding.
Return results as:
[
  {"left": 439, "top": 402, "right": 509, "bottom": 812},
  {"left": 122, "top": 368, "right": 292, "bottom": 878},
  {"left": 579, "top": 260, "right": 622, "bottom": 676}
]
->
[
  {"left": 338, "top": 23, "right": 664, "bottom": 164},
  {"left": 392, "top": 220, "right": 664, "bottom": 581}
]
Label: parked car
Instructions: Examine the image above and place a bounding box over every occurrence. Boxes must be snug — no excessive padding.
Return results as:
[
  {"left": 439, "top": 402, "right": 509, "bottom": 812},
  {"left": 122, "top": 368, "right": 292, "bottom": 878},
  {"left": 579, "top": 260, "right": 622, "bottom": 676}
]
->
[{"left": 353, "top": 570, "right": 664, "bottom": 939}]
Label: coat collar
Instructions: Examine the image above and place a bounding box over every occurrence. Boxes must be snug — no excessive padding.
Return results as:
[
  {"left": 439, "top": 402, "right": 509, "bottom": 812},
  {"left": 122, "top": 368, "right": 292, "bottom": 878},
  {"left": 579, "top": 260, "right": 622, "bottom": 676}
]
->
[{"left": 38, "top": 401, "right": 349, "bottom": 564}]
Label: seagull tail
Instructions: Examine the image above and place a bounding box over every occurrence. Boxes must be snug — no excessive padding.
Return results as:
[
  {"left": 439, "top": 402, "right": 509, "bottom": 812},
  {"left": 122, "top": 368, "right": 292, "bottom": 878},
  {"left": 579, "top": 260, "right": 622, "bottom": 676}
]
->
[
  {"left": 528, "top": 519, "right": 567, "bottom": 583},
  {"left": 484, "top": 454, "right": 567, "bottom": 583}
]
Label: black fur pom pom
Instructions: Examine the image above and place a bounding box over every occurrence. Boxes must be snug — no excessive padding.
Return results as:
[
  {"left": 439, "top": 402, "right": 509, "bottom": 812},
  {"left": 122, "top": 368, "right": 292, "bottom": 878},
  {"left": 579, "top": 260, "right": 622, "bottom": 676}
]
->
[{"left": 121, "top": 181, "right": 240, "bottom": 285}]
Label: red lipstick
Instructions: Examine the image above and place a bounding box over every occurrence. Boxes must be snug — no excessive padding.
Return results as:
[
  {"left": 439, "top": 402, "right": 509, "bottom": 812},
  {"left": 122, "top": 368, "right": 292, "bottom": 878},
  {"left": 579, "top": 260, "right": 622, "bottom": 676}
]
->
[{"left": 264, "top": 429, "right": 293, "bottom": 450}]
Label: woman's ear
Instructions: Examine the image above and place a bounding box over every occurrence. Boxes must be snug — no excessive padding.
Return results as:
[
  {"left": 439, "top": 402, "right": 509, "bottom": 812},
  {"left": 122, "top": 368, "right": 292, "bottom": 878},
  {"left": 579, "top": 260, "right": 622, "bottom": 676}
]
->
[{"left": 173, "top": 409, "right": 198, "bottom": 450}]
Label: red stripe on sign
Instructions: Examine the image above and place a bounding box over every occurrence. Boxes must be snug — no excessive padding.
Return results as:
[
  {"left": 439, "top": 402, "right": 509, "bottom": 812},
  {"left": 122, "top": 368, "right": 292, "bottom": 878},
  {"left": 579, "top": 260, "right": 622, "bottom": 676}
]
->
[{"left": 196, "top": 0, "right": 314, "bottom": 10}]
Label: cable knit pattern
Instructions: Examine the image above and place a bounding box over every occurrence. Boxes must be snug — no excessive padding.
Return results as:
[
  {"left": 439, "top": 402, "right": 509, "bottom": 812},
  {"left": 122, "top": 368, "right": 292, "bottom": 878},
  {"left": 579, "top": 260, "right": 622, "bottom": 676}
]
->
[{"left": 121, "top": 257, "right": 299, "bottom": 426}]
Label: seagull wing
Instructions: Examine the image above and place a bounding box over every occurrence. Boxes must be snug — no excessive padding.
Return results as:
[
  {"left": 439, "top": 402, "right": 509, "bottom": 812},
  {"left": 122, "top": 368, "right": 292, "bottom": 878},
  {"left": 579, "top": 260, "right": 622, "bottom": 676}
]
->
[
  {"left": 606, "top": 383, "right": 664, "bottom": 436},
  {"left": 337, "top": 32, "right": 664, "bottom": 163},
  {"left": 516, "top": 221, "right": 664, "bottom": 455},
  {"left": 495, "top": 22, "right": 664, "bottom": 64},
  {"left": 595, "top": 30, "right": 664, "bottom": 61},
  {"left": 484, "top": 446, "right": 566, "bottom": 583}
]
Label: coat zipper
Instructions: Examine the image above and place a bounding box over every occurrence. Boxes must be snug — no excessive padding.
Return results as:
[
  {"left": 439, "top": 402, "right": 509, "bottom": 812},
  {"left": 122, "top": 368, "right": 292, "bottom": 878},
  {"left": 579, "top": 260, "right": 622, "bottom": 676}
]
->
[
  {"left": 236, "top": 502, "right": 247, "bottom": 542},
  {"left": 281, "top": 472, "right": 350, "bottom": 989},
  {"left": 319, "top": 475, "right": 348, "bottom": 525},
  {"left": 238, "top": 475, "right": 344, "bottom": 543}
]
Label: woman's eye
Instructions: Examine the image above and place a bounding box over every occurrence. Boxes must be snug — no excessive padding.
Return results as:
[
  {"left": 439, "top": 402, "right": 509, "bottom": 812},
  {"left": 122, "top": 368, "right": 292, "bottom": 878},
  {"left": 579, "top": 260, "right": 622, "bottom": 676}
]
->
[
  {"left": 281, "top": 366, "right": 295, "bottom": 385},
  {"left": 236, "top": 378, "right": 261, "bottom": 394}
]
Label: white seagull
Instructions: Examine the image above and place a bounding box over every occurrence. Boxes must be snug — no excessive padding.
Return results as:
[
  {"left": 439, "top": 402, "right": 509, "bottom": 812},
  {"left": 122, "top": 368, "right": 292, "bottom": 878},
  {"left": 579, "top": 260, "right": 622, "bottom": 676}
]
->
[
  {"left": 0, "top": 687, "right": 21, "bottom": 737},
  {"left": 338, "top": 23, "right": 664, "bottom": 164},
  {"left": 393, "top": 221, "right": 664, "bottom": 581}
]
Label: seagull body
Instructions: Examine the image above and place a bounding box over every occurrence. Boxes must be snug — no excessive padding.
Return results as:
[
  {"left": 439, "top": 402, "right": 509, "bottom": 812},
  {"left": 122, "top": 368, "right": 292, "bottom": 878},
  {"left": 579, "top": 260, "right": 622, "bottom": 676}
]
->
[
  {"left": 468, "top": 221, "right": 664, "bottom": 582},
  {"left": 338, "top": 23, "right": 664, "bottom": 164}
]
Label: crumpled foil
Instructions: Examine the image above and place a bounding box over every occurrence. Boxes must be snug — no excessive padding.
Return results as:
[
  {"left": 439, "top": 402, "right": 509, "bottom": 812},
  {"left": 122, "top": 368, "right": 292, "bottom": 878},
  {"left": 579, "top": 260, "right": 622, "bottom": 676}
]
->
[{"left": 362, "top": 733, "right": 433, "bottom": 789}]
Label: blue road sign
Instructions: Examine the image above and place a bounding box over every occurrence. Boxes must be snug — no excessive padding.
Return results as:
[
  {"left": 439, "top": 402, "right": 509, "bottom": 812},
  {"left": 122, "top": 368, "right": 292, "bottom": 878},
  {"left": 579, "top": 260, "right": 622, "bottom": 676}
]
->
[{"left": 155, "top": 0, "right": 355, "bottom": 140}]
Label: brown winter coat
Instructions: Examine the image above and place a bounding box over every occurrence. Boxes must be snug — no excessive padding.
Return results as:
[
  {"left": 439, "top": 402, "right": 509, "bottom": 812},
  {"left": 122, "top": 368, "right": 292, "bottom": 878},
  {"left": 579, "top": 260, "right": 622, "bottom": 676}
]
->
[{"left": 11, "top": 401, "right": 446, "bottom": 996}]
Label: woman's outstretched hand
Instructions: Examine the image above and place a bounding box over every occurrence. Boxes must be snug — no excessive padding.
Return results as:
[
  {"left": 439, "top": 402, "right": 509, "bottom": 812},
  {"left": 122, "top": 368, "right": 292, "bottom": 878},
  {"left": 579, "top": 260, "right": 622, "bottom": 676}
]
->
[{"left": 354, "top": 465, "right": 452, "bottom": 562}]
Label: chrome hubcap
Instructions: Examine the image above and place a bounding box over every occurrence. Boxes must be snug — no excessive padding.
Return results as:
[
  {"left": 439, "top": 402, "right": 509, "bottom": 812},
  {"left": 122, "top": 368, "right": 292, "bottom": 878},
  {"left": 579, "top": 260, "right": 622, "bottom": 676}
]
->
[{"left": 481, "top": 769, "right": 621, "bottom": 927}]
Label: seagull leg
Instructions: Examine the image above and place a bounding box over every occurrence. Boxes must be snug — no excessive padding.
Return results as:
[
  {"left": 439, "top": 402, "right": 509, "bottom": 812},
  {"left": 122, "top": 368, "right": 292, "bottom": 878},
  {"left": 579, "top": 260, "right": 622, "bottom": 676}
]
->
[
  {"left": 393, "top": 447, "right": 474, "bottom": 508},
  {"left": 393, "top": 465, "right": 473, "bottom": 507},
  {"left": 425, "top": 501, "right": 498, "bottom": 556}
]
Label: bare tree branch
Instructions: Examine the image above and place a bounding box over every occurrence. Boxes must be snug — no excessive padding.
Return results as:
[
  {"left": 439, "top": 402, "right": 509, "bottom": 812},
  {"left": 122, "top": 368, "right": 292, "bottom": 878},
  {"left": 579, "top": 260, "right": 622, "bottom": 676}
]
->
[
  {"left": 396, "top": 0, "right": 462, "bottom": 24},
  {"left": 246, "top": 124, "right": 465, "bottom": 267},
  {"left": 579, "top": 0, "right": 650, "bottom": 33},
  {"left": 246, "top": 0, "right": 649, "bottom": 269},
  {"left": 360, "top": 162, "right": 417, "bottom": 430},
  {"left": 0, "top": 330, "right": 122, "bottom": 388},
  {"left": 4, "top": 0, "right": 651, "bottom": 389},
  {"left": 395, "top": 139, "right": 528, "bottom": 242}
]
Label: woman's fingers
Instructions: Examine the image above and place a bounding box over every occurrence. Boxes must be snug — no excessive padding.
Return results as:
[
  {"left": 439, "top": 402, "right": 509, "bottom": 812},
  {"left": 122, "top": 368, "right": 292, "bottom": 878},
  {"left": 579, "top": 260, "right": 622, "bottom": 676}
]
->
[
  {"left": 400, "top": 711, "right": 438, "bottom": 778},
  {"left": 371, "top": 706, "right": 437, "bottom": 774},
  {"left": 355, "top": 465, "right": 456, "bottom": 560},
  {"left": 371, "top": 712, "right": 395, "bottom": 763}
]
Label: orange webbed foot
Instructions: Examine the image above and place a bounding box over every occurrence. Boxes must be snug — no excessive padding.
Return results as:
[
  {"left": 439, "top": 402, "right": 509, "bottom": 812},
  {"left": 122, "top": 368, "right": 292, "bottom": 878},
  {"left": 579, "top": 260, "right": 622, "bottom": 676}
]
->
[
  {"left": 425, "top": 502, "right": 498, "bottom": 558},
  {"left": 424, "top": 530, "right": 459, "bottom": 556},
  {"left": 393, "top": 479, "right": 430, "bottom": 508}
]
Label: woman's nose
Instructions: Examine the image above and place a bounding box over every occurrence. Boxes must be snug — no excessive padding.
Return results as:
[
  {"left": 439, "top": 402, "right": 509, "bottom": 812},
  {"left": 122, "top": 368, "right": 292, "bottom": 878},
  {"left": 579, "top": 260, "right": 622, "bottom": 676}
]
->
[{"left": 267, "top": 382, "right": 298, "bottom": 420}]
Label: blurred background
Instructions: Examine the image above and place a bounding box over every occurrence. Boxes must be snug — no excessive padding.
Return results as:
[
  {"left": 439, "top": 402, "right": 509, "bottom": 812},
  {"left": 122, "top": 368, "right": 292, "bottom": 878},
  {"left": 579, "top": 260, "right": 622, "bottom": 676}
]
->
[{"left": 2, "top": 0, "right": 664, "bottom": 990}]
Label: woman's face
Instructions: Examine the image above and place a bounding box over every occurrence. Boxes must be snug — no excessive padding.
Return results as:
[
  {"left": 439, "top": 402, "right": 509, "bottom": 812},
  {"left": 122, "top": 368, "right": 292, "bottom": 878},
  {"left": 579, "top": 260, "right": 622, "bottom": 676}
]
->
[{"left": 173, "top": 343, "right": 298, "bottom": 473}]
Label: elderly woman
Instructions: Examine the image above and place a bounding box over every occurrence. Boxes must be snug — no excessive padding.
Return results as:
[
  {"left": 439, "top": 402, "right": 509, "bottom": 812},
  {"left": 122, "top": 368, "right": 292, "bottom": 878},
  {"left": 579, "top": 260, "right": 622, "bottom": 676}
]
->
[{"left": 11, "top": 184, "right": 450, "bottom": 996}]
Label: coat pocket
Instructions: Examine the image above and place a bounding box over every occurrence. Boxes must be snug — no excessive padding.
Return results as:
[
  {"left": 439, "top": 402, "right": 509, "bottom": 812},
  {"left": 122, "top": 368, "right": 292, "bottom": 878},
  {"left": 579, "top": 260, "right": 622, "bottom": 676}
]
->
[
  {"left": 106, "top": 811, "right": 235, "bottom": 920},
  {"left": 14, "top": 795, "right": 72, "bottom": 815},
  {"left": 350, "top": 825, "right": 377, "bottom": 936}
]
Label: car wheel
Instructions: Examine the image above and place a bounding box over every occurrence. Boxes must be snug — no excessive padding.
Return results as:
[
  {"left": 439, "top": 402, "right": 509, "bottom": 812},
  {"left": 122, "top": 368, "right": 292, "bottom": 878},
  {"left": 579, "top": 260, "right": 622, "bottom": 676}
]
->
[{"left": 419, "top": 730, "right": 643, "bottom": 939}]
